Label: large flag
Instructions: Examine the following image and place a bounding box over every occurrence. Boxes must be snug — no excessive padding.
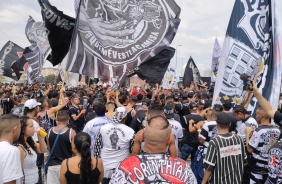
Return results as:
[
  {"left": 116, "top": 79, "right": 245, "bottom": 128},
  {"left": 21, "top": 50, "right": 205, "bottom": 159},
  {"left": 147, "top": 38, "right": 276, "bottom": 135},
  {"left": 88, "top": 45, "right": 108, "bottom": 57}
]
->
[
  {"left": 162, "top": 64, "right": 179, "bottom": 89},
  {"left": 212, "top": 0, "right": 281, "bottom": 114},
  {"left": 66, "top": 0, "right": 181, "bottom": 89},
  {"left": 0, "top": 41, "right": 24, "bottom": 80},
  {"left": 210, "top": 38, "right": 221, "bottom": 83},
  {"left": 127, "top": 47, "right": 175, "bottom": 85},
  {"left": 24, "top": 16, "right": 51, "bottom": 83},
  {"left": 183, "top": 57, "right": 202, "bottom": 88},
  {"left": 38, "top": 0, "right": 75, "bottom": 66}
]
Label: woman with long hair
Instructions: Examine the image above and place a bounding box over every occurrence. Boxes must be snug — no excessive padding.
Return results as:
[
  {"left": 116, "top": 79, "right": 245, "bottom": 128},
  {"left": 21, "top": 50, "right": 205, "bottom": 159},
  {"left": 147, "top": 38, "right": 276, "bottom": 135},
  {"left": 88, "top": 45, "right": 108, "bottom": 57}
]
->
[
  {"left": 60, "top": 132, "right": 104, "bottom": 184},
  {"left": 14, "top": 116, "right": 47, "bottom": 184}
]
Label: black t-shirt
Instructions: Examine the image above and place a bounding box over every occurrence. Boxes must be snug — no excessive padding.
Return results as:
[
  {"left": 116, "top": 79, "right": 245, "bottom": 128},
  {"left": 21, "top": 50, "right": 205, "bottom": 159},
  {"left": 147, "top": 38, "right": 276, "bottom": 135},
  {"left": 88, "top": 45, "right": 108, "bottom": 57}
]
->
[
  {"left": 225, "top": 111, "right": 237, "bottom": 132},
  {"left": 268, "top": 141, "right": 282, "bottom": 184},
  {"left": 182, "top": 113, "right": 204, "bottom": 146},
  {"left": 130, "top": 110, "right": 146, "bottom": 134},
  {"left": 68, "top": 106, "right": 85, "bottom": 127},
  {"left": 31, "top": 90, "right": 44, "bottom": 99}
]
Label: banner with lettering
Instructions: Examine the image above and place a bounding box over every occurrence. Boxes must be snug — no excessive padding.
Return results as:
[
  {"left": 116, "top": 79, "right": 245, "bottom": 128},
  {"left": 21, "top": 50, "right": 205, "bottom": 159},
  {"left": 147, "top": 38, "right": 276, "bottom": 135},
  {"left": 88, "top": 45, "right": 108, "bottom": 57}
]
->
[
  {"left": 212, "top": 0, "right": 281, "bottom": 114},
  {"left": 210, "top": 38, "right": 221, "bottom": 83},
  {"left": 24, "top": 16, "right": 51, "bottom": 83},
  {"left": 0, "top": 41, "right": 24, "bottom": 80},
  {"left": 38, "top": 0, "right": 75, "bottom": 66},
  {"left": 66, "top": 0, "right": 181, "bottom": 89},
  {"left": 183, "top": 57, "right": 202, "bottom": 88}
]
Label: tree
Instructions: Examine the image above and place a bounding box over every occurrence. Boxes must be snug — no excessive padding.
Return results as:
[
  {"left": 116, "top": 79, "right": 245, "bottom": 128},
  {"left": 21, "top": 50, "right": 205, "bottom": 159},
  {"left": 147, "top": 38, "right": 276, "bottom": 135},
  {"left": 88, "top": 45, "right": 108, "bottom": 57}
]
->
[{"left": 43, "top": 74, "right": 56, "bottom": 84}]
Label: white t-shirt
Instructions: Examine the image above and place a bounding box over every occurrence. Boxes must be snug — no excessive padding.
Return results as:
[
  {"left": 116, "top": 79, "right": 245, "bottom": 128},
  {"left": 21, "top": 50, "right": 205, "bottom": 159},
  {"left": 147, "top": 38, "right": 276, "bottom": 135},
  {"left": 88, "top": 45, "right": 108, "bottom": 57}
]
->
[
  {"left": 99, "top": 123, "right": 135, "bottom": 171},
  {"left": 0, "top": 141, "right": 23, "bottom": 184},
  {"left": 236, "top": 116, "right": 258, "bottom": 143},
  {"left": 168, "top": 119, "right": 183, "bottom": 155},
  {"left": 83, "top": 116, "right": 111, "bottom": 156}
]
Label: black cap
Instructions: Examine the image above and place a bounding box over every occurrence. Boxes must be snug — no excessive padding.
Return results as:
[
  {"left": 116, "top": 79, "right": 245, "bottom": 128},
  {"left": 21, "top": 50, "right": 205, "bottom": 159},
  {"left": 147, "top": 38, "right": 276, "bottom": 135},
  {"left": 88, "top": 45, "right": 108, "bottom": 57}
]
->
[
  {"left": 213, "top": 104, "right": 223, "bottom": 111},
  {"left": 198, "top": 100, "right": 205, "bottom": 105},
  {"left": 164, "top": 105, "right": 174, "bottom": 119},
  {"left": 182, "top": 93, "right": 188, "bottom": 99},
  {"left": 188, "top": 91, "right": 194, "bottom": 98},
  {"left": 216, "top": 112, "right": 231, "bottom": 125},
  {"left": 189, "top": 101, "right": 198, "bottom": 109}
]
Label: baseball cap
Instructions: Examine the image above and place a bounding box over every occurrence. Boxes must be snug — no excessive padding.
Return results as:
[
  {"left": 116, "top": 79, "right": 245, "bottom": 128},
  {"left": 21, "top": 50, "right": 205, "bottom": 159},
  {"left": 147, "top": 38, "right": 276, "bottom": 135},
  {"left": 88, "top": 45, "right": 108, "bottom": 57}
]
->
[
  {"left": 189, "top": 101, "right": 198, "bottom": 109},
  {"left": 188, "top": 91, "right": 194, "bottom": 98},
  {"left": 112, "top": 107, "right": 127, "bottom": 124},
  {"left": 24, "top": 99, "right": 41, "bottom": 109},
  {"left": 213, "top": 104, "right": 223, "bottom": 111},
  {"left": 198, "top": 100, "right": 205, "bottom": 105},
  {"left": 216, "top": 112, "right": 231, "bottom": 125},
  {"left": 137, "top": 93, "right": 143, "bottom": 101},
  {"left": 164, "top": 105, "right": 174, "bottom": 119}
]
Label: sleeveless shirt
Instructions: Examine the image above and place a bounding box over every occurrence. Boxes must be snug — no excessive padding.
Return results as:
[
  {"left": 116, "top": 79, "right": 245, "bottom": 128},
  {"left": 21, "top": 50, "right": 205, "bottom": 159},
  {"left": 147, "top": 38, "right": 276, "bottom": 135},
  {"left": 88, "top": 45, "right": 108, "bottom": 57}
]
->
[{"left": 65, "top": 158, "right": 100, "bottom": 184}]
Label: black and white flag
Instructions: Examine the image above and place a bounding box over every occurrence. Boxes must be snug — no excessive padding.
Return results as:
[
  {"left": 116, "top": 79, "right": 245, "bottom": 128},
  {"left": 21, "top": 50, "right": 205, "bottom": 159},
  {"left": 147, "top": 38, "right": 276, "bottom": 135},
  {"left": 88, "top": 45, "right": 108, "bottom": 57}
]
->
[
  {"left": 212, "top": 0, "right": 281, "bottom": 114},
  {"left": 0, "top": 41, "right": 24, "bottom": 80},
  {"left": 66, "top": 0, "right": 181, "bottom": 89},
  {"left": 38, "top": 0, "right": 75, "bottom": 66},
  {"left": 183, "top": 57, "right": 202, "bottom": 88},
  {"left": 127, "top": 47, "right": 175, "bottom": 85},
  {"left": 24, "top": 16, "right": 51, "bottom": 83}
]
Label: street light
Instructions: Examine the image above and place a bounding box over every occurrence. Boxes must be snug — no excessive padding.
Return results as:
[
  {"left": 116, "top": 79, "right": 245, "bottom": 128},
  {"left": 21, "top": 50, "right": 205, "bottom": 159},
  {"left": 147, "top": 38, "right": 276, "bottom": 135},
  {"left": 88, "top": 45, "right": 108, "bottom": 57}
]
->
[{"left": 176, "top": 45, "right": 182, "bottom": 74}]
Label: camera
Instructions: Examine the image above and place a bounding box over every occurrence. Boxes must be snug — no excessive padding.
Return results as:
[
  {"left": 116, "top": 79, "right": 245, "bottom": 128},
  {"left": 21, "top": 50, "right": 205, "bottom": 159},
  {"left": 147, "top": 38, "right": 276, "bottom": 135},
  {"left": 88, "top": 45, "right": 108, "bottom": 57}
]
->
[{"left": 240, "top": 73, "right": 253, "bottom": 91}]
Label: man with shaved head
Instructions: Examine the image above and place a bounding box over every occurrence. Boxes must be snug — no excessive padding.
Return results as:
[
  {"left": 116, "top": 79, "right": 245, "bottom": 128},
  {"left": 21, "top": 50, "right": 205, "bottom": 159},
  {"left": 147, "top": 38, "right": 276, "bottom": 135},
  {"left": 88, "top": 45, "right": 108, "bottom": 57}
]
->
[{"left": 110, "top": 116, "right": 197, "bottom": 184}]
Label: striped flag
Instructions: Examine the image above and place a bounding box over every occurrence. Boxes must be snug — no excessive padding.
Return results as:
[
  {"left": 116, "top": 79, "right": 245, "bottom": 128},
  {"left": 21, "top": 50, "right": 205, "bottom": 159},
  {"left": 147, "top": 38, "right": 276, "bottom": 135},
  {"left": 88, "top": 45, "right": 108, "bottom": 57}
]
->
[
  {"left": 210, "top": 38, "right": 221, "bottom": 83},
  {"left": 212, "top": 0, "right": 281, "bottom": 115},
  {"left": 24, "top": 16, "right": 51, "bottom": 83},
  {"left": 66, "top": 0, "right": 181, "bottom": 89}
]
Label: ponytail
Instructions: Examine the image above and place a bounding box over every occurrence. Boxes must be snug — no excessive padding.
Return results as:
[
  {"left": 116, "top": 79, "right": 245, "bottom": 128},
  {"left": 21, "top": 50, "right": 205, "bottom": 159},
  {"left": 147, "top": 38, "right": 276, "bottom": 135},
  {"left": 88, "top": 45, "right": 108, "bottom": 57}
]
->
[{"left": 79, "top": 141, "right": 92, "bottom": 184}]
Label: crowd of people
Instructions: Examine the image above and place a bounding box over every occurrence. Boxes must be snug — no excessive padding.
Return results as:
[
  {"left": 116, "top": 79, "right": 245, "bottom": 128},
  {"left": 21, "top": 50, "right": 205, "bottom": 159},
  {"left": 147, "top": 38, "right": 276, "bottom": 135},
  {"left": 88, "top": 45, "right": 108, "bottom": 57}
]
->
[{"left": 0, "top": 79, "right": 282, "bottom": 184}]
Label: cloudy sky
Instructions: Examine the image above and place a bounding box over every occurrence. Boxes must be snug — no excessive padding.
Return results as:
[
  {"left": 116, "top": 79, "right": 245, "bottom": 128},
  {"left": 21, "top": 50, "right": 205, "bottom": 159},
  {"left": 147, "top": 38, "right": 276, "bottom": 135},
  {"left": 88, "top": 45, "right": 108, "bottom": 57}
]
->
[{"left": 0, "top": 0, "right": 281, "bottom": 76}]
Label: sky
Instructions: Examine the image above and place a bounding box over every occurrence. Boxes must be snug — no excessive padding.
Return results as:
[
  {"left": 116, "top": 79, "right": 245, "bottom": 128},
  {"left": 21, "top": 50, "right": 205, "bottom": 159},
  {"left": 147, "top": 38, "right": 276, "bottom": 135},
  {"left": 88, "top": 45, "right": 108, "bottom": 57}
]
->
[{"left": 0, "top": 0, "right": 281, "bottom": 77}]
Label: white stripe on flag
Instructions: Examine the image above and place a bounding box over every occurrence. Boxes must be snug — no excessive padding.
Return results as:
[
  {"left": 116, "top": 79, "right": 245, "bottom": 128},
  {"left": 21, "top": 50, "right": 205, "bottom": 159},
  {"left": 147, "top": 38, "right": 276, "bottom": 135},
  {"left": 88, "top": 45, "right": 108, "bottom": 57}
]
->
[
  {"left": 67, "top": 36, "right": 79, "bottom": 71},
  {"left": 94, "top": 56, "right": 98, "bottom": 78},
  {"left": 79, "top": 50, "right": 86, "bottom": 74}
]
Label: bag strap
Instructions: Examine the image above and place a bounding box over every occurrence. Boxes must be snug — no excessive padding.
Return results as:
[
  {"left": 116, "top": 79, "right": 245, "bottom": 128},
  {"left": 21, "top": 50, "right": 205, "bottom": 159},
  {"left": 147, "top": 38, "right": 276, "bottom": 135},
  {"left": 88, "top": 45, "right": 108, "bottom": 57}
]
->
[{"left": 45, "top": 126, "right": 66, "bottom": 166}]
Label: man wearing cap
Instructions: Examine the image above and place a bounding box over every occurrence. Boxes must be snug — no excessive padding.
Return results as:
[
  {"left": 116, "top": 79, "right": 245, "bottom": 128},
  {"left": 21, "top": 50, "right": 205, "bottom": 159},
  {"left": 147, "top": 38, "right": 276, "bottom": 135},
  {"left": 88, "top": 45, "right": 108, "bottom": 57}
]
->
[
  {"left": 68, "top": 96, "right": 87, "bottom": 132},
  {"left": 164, "top": 104, "right": 183, "bottom": 156},
  {"left": 222, "top": 99, "right": 236, "bottom": 132},
  {"left": 181, "top": 101, "right": 205, "bottom": 164},
  {"left": 94, "top": 107, "right": 135, "bottom": 183},
  {"left": 202, "top": 112, "right": 247, "bottom": 184}
]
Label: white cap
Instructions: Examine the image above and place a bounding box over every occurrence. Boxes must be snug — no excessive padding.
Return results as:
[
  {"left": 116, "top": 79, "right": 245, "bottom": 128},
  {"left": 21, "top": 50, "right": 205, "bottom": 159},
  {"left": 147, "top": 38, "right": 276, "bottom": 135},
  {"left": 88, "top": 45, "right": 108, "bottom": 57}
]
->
[
  {"left": 24, "top": 99, "right": 41, "bottom": 109},
  {"left": 112, "top": 107, "right": 127, "bottom": 124}
]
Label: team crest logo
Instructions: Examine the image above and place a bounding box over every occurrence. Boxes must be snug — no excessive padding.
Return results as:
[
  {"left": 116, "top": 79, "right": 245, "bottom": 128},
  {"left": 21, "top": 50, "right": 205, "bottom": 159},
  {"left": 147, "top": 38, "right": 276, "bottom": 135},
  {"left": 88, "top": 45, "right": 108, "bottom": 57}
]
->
[{"left": 81, "top": 0, "right": 168, "bottom": 64}]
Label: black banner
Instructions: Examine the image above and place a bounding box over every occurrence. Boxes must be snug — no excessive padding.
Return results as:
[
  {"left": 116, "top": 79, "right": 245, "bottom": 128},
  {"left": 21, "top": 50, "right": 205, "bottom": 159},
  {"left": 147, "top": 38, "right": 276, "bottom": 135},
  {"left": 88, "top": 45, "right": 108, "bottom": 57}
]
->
[
  {"left": 0, "top": 41, "right": 24, "bottom": 80},
  {"left": 183, "top": 57, "right": 202, "bottom": 88},
  {"left": 38, "top": 0, "right": 75, "bottom": 66},
  {"left": 128, "top": 47, "right": 175, "bottom": 85}
]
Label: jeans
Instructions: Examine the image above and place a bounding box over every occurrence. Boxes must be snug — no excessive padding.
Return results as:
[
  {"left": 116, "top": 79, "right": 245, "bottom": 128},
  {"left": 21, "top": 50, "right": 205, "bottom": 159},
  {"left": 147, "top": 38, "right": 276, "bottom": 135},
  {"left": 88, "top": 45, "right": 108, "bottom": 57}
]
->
[
  {"left": 192, "top": 147, "right": 204, "bottom": 184},
  {"left": 180, "top": 142, "right": 197, "bottom": 163}
]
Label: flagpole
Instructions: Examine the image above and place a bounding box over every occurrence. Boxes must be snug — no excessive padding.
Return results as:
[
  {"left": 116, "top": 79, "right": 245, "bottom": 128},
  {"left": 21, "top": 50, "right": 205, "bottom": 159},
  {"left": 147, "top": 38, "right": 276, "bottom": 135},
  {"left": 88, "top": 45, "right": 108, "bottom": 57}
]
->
[{"left": 56, "top": 71, "right": 67, "bottom": 119}]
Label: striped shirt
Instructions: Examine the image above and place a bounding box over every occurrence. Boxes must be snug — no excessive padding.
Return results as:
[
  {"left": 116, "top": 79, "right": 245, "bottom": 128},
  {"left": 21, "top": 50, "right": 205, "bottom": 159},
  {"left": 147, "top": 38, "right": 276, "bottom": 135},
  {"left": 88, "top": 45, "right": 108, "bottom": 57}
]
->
[
  {"left": 204, "top": 133, "right": 246, "bottom": 184},
  {"left": 248, "top": 125, "right": 280, "bottom": 174}
]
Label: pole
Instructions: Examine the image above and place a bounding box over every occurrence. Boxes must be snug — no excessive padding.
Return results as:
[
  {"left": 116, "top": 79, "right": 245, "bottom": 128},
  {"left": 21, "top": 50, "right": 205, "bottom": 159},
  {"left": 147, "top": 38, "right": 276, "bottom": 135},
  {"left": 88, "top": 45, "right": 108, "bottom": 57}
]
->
[{"left": 176, "top": 45, "right": 182, "bottom": 74}]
